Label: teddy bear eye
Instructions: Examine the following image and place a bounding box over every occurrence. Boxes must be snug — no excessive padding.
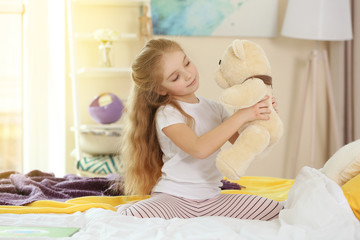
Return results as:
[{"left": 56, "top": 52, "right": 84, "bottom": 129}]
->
[{"left": 218, "top": 59, "right": 222, "bottom": 65}]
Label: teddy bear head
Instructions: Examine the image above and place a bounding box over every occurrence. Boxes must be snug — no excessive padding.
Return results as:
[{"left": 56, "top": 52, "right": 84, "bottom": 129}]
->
[{"left": 215, "top": 39, "right": 272, "bottom": 89}]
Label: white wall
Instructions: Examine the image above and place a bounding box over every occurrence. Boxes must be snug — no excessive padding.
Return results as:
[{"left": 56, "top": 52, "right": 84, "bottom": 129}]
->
[{"left": 65, "top": 0, "right": 333, "bottom": 178}]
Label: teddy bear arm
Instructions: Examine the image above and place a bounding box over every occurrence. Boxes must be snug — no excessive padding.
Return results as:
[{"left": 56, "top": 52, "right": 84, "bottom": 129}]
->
[{"left": 220, "top": 79, "right": 267, "bottom": 109}]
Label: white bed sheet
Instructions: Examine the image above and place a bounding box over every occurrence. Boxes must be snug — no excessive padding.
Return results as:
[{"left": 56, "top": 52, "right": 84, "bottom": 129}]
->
[{"left": 0, "top": 167, "right": 359, "bottom": 240}]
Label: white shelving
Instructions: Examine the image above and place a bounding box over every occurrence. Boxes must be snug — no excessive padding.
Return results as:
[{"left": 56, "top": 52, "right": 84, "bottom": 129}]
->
[
  {"left": 72, "top": 33, "right": 138, "bottom": 42},
  {"left": 67, "top": 0, "right": 149, "bottom": 163},
  {"left": 71, "top": 124, "right": 123, "bottom": 132},
  {"left": 79, "top": 124, "right": 123, "bottom": 130},
  {"left": 72, "top": 0, "right": 150, "bottom": 7},
  {"left": 76, "top": 67, "right": 132, "bottom": 78}
]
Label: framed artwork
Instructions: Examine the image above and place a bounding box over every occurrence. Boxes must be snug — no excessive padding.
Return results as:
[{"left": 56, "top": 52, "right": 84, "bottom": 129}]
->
[{"left": 151, "top": 0, "right": 279, "bottom": 37}]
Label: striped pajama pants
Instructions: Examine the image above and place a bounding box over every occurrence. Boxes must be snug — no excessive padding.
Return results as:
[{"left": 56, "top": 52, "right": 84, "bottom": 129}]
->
[{"left": 119, "top": 193, "right": 283, "bottom": 220}]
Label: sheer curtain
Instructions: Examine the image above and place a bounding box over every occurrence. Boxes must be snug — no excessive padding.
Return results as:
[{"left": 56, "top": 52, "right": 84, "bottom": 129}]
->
[
  {"left": 0, "top": 0, "right": 66, "bottom": 174},
  {"left": 23, "top": 0, "right": 66, "bottom": 176},
  {"left": 329, "top": 0, "right": 360, "bottom": 151},
  {"left": 0, "top": 1, "right": 23, "bottom": 172}
]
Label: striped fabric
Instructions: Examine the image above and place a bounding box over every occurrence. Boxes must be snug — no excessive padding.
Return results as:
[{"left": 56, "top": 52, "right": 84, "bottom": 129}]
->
[{"left": 119, "top": 193, "right": 283, "bottom": 220}]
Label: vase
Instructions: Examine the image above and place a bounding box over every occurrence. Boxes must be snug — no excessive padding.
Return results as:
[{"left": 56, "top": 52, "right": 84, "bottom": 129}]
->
[{"left": 98, "top": 41, "right": 112, "bottom": 68}]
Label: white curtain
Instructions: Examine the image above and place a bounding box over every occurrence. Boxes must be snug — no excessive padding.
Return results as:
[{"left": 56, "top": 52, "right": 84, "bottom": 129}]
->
[{"left": 23, "top": 0, "right": 66, "bottom": 176}]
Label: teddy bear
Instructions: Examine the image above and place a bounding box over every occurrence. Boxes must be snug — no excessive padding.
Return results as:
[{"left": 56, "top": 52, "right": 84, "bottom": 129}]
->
[{"left": 215, "top": 39, "right": 283, "bottom": 180}]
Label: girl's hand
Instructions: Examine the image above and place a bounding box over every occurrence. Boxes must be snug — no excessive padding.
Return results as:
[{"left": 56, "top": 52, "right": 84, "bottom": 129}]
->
[
  {"left": 252, "top": 95, "right": 271, "bottom": 120},
  {"left": 228, "top": 96, "right": 271, "bottom": 144},
  {"left": 236, "top": 95, "right": 271, "bottom": 122},
  {"left": 272, "top": 97, "right": 278, "bottom": 113}
]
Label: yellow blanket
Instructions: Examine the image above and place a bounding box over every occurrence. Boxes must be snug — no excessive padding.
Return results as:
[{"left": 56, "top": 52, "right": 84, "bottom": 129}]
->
[
  {"left": 222, "top": 176, "right": 294, "bottom": 201},
  {"left": 0, "top": 176, "right": 294, "bottom": 214}
]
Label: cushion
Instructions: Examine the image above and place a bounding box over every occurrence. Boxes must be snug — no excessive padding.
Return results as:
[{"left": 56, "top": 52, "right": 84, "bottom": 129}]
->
[
  {"left": 321, "top": 139, "right": 360, "bottom": 186},
  {"left": 342, "top": 174, "right": 360, "bottom": 221},
  {"left": 76, "top": 155, "right": 123, "bottom": 177}
]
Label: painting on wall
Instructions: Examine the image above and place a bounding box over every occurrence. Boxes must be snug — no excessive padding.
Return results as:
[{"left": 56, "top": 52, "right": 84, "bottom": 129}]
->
[{"left": 150, "top": 0, "right": 279, "bottom": 37}]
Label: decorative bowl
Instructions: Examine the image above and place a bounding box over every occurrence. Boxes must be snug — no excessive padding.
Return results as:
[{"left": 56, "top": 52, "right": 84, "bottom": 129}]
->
[{"left": 88, "top": 93, "right": 124, "bottom": 124}]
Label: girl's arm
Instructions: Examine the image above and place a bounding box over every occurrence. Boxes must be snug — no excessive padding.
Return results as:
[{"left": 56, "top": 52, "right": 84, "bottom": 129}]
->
[{"left": 162, "top": 96, "right": 271, "bottom": 159}]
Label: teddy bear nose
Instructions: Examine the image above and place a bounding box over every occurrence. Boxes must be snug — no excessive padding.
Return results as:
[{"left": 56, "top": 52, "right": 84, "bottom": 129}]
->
[{"left": 218, "top": 59, "right": 222, "bottom": 65}]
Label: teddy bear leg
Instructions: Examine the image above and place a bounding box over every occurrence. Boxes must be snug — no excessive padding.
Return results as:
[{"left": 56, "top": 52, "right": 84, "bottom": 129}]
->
[{"left": 216, "top": 125, "right": 270, "bottom": 180}]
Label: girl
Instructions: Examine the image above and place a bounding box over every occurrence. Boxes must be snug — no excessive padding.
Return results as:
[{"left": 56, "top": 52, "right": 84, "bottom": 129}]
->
[{"left": 119, "top": 38, "right": 283, "bottom": 220}]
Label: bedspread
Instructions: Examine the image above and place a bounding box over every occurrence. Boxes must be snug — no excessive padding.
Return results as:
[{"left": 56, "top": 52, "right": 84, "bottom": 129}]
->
[
  {"left": 0, "top": 167, "right": 358, "bottom": 240},
  {"left": 0, "top": 169, "right": 270, "bottom": 209},
  {"left": 0, "top": 174, "right": 293, "bottom": 214}
]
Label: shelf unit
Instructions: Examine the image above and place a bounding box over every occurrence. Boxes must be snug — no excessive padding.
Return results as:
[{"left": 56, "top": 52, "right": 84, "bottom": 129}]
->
[
  {"left": 73, "top": 32, "right": 138, "bottom": 42},
  {"left": 67, "top": 0, "right": 150, "bottom": 162},
  {"left": 72, "top": 0, "right": 148, "bottom": 6},
  {"left": 76, "top": 67, "right": 132, "bottom": 78}
]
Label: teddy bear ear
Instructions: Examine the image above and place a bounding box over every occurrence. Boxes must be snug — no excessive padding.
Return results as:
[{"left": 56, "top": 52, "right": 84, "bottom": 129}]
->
[{"left": 232, "top": 39, "right": 246, "bottom": 60}]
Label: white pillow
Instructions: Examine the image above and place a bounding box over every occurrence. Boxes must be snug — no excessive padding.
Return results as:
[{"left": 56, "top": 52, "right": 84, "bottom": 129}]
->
[{"left": 320, "top": 139, "right": 360, "bottom": 186}]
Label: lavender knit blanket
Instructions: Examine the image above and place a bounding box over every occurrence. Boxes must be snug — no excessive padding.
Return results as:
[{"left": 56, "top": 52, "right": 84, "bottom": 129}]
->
[{"left": 0, "top": 170, "right": 123, "bottom": 206}]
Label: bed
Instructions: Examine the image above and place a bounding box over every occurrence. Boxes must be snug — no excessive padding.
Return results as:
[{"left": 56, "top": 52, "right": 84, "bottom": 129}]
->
[{"left": 0, "top": 166, "right": 359, "bottom": 239}]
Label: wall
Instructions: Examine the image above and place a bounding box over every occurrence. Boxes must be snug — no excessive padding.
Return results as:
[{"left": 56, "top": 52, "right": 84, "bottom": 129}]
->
[{"left": 65, "top": 0, "right": 332, "bottom": 178}]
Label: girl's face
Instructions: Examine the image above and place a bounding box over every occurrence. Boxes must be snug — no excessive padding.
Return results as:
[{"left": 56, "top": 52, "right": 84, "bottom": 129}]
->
[{"left": 159, "top": 50, "right": 199, "bottom": 103}]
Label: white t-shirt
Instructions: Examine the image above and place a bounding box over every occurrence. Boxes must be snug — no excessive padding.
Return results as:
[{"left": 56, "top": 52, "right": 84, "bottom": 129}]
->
[{"left": 152, "top": 96, "right": 229, "bottom": 199}]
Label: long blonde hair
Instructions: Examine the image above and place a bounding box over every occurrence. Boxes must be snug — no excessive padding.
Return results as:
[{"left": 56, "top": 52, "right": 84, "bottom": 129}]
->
[{"left": 121, "top": 38, "right": 193, "bottom": 195}]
